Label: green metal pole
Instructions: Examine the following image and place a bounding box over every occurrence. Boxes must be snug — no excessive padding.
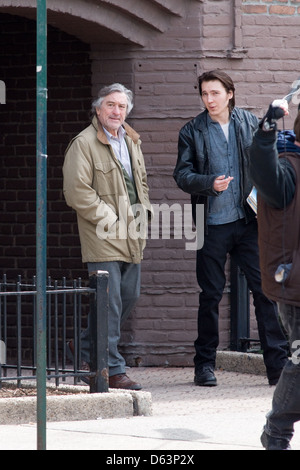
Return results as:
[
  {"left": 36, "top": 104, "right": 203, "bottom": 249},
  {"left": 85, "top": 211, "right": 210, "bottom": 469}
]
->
[{"left": 36, "top": 0, "right": 47, "bottom": 451}]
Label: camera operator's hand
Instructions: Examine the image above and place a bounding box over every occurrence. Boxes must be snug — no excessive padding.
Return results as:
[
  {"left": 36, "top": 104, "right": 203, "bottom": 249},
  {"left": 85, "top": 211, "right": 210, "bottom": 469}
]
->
[{"left": 260, "top": 99, "right": 289, "bottom": 131}]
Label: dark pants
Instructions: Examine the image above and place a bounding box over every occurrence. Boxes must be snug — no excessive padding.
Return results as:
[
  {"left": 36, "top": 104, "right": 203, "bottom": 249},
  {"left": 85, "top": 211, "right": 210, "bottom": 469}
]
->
[
  {"left": 195, "top": 219, "right": 289, "bottom": 379},
  {"left": 265, "top": 303, "right": 300, "bottom": 443},
  {"left": 81, "top": 261, "right": 141, "bottom": 377}
]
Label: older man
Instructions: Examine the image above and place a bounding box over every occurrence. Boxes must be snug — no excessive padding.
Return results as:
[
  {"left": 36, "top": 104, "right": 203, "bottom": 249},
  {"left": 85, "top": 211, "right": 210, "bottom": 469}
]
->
[{"left": 63, "top": 83, "right": 152, "bottom": 390}]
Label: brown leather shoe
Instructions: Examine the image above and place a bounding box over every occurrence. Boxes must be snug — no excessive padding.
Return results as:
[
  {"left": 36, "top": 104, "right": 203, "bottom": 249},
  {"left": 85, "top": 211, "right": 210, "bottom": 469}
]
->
[{"left": 109, "top": 374, "right": 142, "bottom": 390}]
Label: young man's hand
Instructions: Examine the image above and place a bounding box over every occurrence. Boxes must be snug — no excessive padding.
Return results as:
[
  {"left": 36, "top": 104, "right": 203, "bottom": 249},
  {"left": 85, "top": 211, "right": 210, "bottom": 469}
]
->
[{"left": 213, "top": 175, "right": 234, "bottom": 192}]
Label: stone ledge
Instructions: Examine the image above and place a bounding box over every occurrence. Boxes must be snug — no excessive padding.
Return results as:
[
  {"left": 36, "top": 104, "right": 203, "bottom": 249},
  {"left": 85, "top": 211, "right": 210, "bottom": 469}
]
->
[
  {"left": 216, "top": 350, "right": 266, "bottom": 376},
  {"left": 0, "top": 352, "right": 266, "bottom": 425},
  {"left": 0, "top": 383, "right": 152, "bottom": 425}
]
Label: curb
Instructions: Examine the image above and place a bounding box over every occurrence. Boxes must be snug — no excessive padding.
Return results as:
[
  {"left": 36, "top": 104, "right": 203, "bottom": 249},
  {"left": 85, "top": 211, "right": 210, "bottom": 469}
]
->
[
  {"left": 216, "top": 350, "right": 266, "bottom": 376},
  {"left": 0, "top": 383, "right": 152, "bottom": 425},
  {"left": 0, "top": 351, "right": 265, "bottom": 425}
]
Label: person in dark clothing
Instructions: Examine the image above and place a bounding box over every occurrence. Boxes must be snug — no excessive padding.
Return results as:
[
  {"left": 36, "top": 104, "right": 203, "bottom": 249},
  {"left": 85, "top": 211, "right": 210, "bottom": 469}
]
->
[
  {"left": 173, "top": 70, "right": 289, "bottom": 387},
  {"left": 250, "top": 102, "right": 300, "bottom": 450}
]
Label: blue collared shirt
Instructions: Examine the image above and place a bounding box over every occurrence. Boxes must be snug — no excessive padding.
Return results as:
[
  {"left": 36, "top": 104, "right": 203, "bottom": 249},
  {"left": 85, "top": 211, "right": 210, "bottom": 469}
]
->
[
  {"left": 103, "top": 125, "right": 133, "bottom": 180},
  {"left": 206, "top": 113, "right": 245, "bottom": 225}
]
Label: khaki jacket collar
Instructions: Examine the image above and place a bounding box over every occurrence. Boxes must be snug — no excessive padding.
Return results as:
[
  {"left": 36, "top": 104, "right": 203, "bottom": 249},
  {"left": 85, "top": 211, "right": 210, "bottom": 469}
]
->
[{"left": 91, "top": 115, "right": 140, "bottom": 145}]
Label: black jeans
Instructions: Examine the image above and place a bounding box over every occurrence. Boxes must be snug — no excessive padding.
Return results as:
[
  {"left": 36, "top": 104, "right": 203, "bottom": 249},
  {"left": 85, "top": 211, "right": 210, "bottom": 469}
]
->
[
  {"left": 195, "top": 219, "right": 289, "bottom": 379},
  {"left": 265, "top": 303, "right": 300, "bottom": 443}
]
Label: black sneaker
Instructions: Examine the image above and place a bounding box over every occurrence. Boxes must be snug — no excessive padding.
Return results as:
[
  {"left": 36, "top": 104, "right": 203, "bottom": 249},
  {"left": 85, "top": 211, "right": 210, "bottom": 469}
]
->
[
  {"left": 261, "top": 429, "right": 291, "bottom": 450},
  {"left": 194, "top": 366, "right": 217, "bottom": 387}
]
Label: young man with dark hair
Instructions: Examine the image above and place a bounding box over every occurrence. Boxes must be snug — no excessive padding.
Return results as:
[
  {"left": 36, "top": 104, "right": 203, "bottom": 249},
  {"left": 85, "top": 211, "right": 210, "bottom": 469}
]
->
[{"left": 173, "top": 70, "right": 289, "bottom": 387}]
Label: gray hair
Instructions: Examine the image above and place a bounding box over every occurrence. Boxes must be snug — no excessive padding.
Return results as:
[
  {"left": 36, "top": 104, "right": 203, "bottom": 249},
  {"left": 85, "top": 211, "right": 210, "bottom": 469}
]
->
[{"left": 91, "top": 83, "right": 134, "bottom": 117}]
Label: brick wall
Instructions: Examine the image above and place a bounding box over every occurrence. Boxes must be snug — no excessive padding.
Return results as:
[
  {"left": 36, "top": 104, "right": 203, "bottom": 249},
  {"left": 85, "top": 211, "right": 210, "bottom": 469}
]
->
[
  {"left": 0, "top": 13, "right": 96, "bottom": 361},
  {"left": 0, "top": 14, "right": 92, "bottom": 282},
  {"left": 200, "top": 0, "right": 300, "bottom": 129},
  {"left": 1, "top": 1, "right": 297, "bottom": 367},
  {"left": 242, "top": 0, "right": 300, "bottom": 16}
]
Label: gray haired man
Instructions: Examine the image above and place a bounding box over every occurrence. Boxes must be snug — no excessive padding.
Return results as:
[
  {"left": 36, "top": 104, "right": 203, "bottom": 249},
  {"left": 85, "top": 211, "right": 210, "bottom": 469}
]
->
[{"left": 63, "top": 84, "right": 152, "bottom": 389}]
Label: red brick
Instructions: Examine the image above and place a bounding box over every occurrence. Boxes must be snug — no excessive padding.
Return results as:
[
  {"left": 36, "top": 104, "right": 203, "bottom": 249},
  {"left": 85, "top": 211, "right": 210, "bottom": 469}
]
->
[
  {"left": 269, "top": 5, "right": 296, "bottom": 14},
  {"left": 242, "top": 5, "right": 268, "bottom": 15}
]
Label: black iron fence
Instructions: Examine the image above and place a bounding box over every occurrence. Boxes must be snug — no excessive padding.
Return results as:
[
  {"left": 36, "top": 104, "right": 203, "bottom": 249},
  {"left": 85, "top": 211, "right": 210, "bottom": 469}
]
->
[
  {"left": 0, "top": 271, "right": 109, "bottom": 393},
  {"left": 0, "top": 265, "right": 254, "bottom": 393}
]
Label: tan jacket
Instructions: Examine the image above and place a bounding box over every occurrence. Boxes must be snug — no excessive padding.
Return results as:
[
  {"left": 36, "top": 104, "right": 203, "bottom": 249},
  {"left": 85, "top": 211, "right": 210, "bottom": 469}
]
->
[{"left": 63, "top": 116, "right": 152, "bottom": 264}]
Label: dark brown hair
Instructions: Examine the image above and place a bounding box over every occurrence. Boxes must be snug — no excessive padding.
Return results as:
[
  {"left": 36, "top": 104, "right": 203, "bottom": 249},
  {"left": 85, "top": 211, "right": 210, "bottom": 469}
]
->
[{"left": 198, "top": 70, "right": 236, "bottom": 112}]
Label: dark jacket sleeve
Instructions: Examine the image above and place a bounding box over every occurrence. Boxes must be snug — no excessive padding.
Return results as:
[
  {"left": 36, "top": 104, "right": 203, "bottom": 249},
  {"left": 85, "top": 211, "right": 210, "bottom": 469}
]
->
[
  {"left": 249, "top": 128, "right": 296, "bottom": 209},
  {"left": 173, "top": 121, "right": 220, "bottom": 197}
]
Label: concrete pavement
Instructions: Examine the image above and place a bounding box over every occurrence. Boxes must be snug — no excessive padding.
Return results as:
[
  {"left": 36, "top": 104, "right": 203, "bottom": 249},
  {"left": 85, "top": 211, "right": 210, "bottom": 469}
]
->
[{"left": 1, "top": 354, "right": 300, "bottom": 450}]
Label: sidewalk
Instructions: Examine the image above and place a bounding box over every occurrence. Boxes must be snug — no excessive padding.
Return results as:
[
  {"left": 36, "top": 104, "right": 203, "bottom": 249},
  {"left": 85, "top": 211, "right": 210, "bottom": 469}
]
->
[{"left": 1, "top": 358, "right": 299, "bottom": 450}]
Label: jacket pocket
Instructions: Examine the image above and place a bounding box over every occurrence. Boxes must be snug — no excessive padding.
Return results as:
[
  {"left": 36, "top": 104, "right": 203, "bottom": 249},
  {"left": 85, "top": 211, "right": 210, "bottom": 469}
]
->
[
  {"left": 94, "top": 160, "right": 118, "bottom": 173},
  {"left": 94, "top": 160, "right": 118, "bottom": 196}
]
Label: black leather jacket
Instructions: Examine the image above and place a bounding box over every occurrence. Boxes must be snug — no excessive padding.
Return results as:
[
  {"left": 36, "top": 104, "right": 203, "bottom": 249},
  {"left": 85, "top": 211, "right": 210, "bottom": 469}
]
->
[{"left": 173, "top": 107, "right": 259, "bottom": 226}]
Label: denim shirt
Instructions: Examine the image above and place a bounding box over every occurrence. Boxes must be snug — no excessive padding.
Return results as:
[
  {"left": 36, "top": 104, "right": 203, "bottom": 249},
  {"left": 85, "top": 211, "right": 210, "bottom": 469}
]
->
[{"left": 207, "top": 113, "right": 245, "bottom": 225}]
